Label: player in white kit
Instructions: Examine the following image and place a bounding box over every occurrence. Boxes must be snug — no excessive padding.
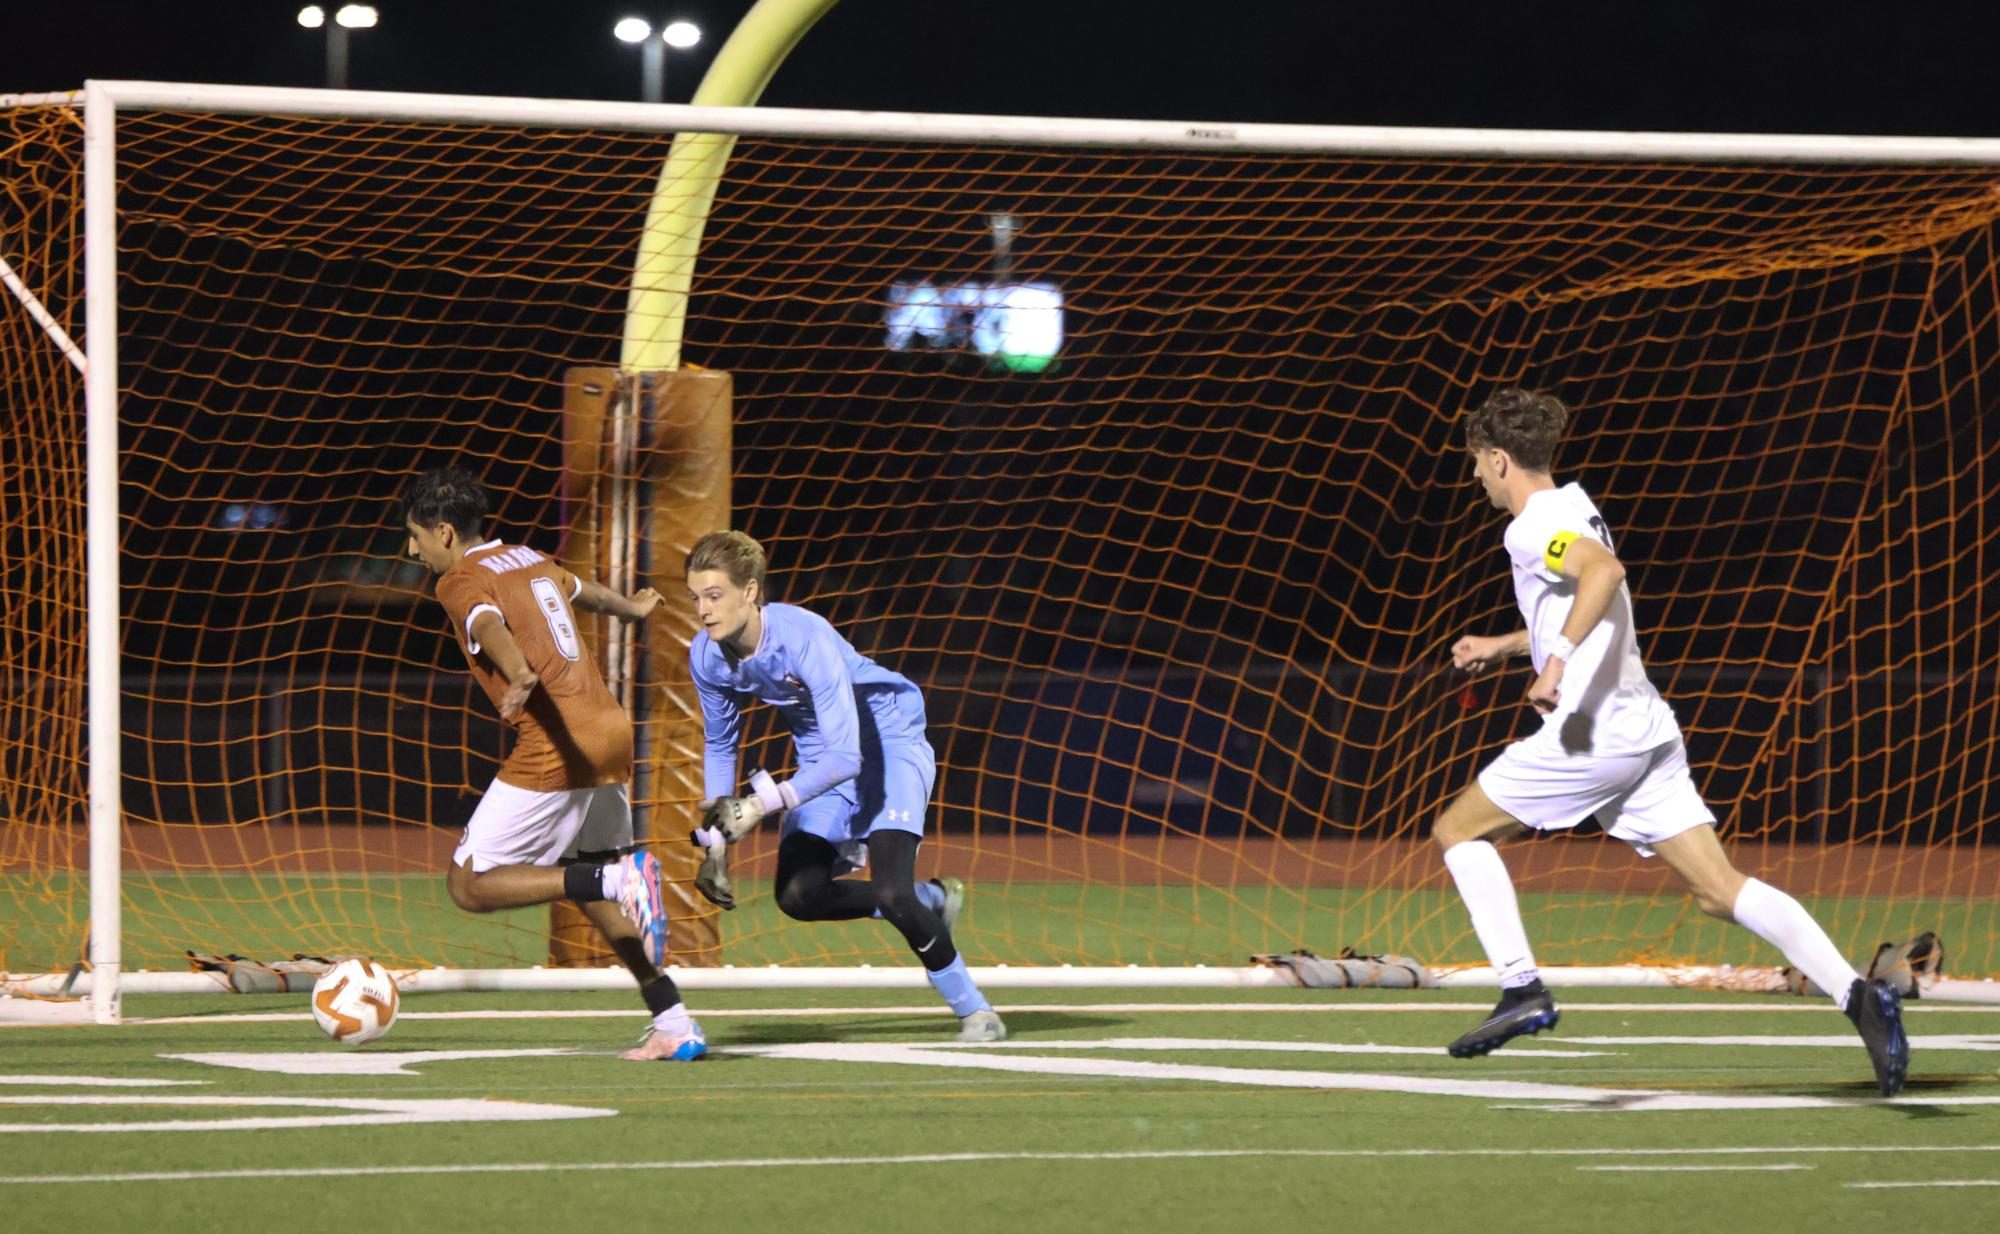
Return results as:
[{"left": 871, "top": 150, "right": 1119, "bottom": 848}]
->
[{"left": 1435, "top": 388, "right": 1908, "bottom": 1096}]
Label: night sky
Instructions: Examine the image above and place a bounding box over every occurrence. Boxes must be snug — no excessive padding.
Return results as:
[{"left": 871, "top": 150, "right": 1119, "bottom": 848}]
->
[{"left": 5, "top": 0, "right": 1996, "bottom": 137}]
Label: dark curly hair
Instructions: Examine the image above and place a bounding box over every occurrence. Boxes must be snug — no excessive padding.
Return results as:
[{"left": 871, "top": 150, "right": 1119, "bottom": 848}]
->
[
  {"left": 1462, "top": 387, "right": 1568, "bottom": 472},
  {"left": 400, "top": 464, "right": 491, "bottom": 537}
]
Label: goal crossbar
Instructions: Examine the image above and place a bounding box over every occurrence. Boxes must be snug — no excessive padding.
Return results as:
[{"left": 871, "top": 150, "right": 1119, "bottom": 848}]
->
[{"left": 7, "top": 79, "right": 2000, "bottom": 163}]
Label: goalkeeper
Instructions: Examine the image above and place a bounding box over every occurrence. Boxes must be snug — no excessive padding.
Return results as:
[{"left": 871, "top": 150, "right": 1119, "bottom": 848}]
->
[{"left": 684, "top": 531, "right": 1004, "bottom": 1043}]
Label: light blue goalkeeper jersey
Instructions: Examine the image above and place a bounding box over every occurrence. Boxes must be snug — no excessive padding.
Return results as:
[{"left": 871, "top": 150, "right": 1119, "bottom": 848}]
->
[{"left": 689, "top": 603, "right": 930, "bottom": 806}]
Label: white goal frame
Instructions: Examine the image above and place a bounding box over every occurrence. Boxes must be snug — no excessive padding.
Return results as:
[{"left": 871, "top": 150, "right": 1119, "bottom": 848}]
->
[{"left": 7, "top": 79, "right": 2000, "bottom": 1022}]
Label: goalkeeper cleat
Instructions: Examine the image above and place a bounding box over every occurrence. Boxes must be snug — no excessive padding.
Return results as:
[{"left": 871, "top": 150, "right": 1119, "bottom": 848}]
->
[
  {"left": 1447, "top": 982, "right": 1561, "bottom": 1058},
  {"left": 930, "top": 877, "right": 967, "bottom": 933},
  {"left": 1844, "top": 977, "right": 1910, "bottom": 1097},
  {"left": 622, "top": 1020, "right": 708, "bottom": 1062},
  {"left": 957, "top": 1009, "right": 1007, "bottom": 1043},
  {"left": 617, "top": 850, "right": 669, "bottom": 969}
]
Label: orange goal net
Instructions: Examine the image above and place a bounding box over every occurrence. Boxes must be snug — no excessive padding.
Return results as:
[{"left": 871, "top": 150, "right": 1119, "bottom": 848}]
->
[{"left": 3, "top": 91, "right": 1997, "bottom": 987}]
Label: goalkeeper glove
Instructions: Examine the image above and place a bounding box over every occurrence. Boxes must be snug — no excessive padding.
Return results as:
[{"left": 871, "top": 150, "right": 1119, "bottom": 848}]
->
[
  {"left": 699, "top": 795, "right": 767, "bottom": 844},
  {"left": 693, "top": 769, "right": 788, "bottom": 847},
  {"left": 693, "top": 844, "right": 736, "bottom": 911}
]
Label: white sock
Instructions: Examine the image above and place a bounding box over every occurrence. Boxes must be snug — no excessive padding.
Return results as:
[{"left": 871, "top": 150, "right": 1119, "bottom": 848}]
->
[
  {"left": 651, "top": 1003, "right": 691, "bottom": 1037},
  {"left": 1731, "top": 878, "right": 1859, "bottom": 1010},
  {"left": 1442, "top": 840, "right": 1540, "bottom": 989},
  {"left": 600, "top": 861, "right": 627, "bottom": 902}
]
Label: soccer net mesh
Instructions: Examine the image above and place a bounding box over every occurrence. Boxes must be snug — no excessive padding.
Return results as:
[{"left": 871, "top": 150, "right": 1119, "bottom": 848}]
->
[{"left": 3, "top": 101, "right": 1997, "bottom": 982}]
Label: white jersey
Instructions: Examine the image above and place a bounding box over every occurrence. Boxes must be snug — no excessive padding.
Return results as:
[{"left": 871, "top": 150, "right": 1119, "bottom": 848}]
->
[{"left": 1503, "top": 483, "right": 1681, "bottom": 756}]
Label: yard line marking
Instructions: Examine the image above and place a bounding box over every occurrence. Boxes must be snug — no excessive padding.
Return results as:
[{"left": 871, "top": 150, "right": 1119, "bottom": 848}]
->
[
  {"left": 1563, "top": 1034, "right": 2000, "bottom": 1051},
  {"left": 109, "top": 1001, "right": 2000, "bottom": 1028},
  {"left": 1844, "top": 1179, "right": 2000, "bottom": 1189},
  {"left": 734, "top": 1041, "right": 2000, "bottom": 1111},
  {"left": 1545, "top": 1094, "right": 2000, "bottom": 1112},
  {"left": 1580, "top": 1163, "right": 1809, "bottom": 1173},
  {"left": 740, "top": 1042, "right": 1650, "bottom": 1102},
  {"left": 163, "top": 1049, "right": 576, "bottom": 1076},
  {"left": 8, "top": 1144, "right": 2000, "bottom": 1186},
  {"left": 917, "top": 1037, "right": 1614, "bottom": 1058},
  {"left": 157, "top": 1039, "right": 1605, "bottom": 1078},
  {"left": 0, "top": 1076, "right": 202, "bottom": 1087},
  {"left": 0, "top": 1095, "right": 614, "bottom": 1134}
]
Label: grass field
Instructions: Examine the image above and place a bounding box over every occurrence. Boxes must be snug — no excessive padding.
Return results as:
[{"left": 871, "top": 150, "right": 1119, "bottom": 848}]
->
[
  {"left": 3, "top": 986, "right": 1997, "bottom": 1234},
  {"left": 7, "top": 872, "right": 1994, "bottom": 972}
]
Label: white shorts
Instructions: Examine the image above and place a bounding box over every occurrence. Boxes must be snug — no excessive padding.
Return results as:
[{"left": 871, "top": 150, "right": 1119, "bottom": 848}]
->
[
  {"left": 452, "top": 780, "right": 633, "bottom": 873},
  {"left": 1476, "top": 736, "right": 1715, "bottom": 857}
]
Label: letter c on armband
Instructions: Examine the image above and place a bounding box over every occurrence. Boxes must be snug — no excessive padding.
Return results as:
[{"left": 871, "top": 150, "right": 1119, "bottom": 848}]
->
[{"left": 1544, "top": 530, "right": 1580, "bottom": 574}]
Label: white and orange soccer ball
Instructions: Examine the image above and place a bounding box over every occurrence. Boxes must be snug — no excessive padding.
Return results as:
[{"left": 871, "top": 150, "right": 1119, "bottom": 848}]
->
[{"left": 310, "top": 957, "right": 400, "bottom": 1046}]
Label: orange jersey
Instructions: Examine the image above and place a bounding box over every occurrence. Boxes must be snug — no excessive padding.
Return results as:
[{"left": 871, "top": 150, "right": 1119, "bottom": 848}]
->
[{"left": 434, "top": 541, "right": 632, "bottom": 792}]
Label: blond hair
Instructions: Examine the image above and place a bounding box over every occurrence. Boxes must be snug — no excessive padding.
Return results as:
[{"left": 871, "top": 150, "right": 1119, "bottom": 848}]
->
[{"left": 685, "top": 530, "right": 767, "bottom": 602}]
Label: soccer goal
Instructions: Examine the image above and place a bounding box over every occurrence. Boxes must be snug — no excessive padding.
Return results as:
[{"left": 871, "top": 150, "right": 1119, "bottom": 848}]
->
[{"left": 5, "top": 80, "right": 2000, "bottom": 1023}]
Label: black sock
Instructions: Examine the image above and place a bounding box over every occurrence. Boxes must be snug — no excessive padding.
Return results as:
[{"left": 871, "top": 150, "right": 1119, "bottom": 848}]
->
[
  {"left": 563, "top": 862, "right": 606, "bottom": 903},
  {"left": 642, "top": 975, "right": 683, "bottom": 1015}
]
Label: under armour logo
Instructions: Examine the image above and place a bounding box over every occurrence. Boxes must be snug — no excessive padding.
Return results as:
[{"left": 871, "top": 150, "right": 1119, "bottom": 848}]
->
[{"left": 884, "top": 808, "right": 912, "bottom": 823}]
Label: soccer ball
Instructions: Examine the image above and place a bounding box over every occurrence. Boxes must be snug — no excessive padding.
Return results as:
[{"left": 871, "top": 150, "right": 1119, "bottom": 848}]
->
[{"left": 310, "top": 957, "right": 400, "bottom": 1046}]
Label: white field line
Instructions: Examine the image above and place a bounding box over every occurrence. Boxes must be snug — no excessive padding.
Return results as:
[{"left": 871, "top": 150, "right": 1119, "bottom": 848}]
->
[
  {"left": 0, "top": 1095, "right": 613, "bottom": 1134},
  {"left": 744, "top": 1042, "right": 1654, "bottom": 1102},
  {"left": 916, "top": 1037, "right": 1614, "bottom": 1058},
  {"left": 1580, "top": 1164, "right": 1810, "bottom": 1173},
  {"left": 733, "top": 1041, "right": 2000, "bottom": 1110},
  {"left": 1565, "top": 1034, "right": 2000, "bottom": 1051},
  {"left": 7, "top": 1143, "right": 2000, "bottom": 1186},
  {"left": 105, "top": 1001, "right": 2000, "bottom": 1028},
  {"left": 0, "top": 1076, "right": 201, "bottom": 1087},
  {"left": 1844, "top": 1179, "right": 2000, "bottom": 1189}
]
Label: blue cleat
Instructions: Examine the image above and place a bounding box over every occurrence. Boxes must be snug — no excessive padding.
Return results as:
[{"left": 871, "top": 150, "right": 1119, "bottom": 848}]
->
[
  {"left": 1448, "top": 982, "right": 1561, "bottom": 1058},
  {"left": 617, "top": 850, "right": 669, "bottom": 969},
  {"left": 623, "top": 1020, "right": 707, "bottom": 1062},
  {"left": 1844, "top": 978, "right": 1909, "bottom": 1096}
]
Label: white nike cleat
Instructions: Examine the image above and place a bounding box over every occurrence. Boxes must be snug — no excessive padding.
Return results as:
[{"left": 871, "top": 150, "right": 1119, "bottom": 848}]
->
[{"left": 957, "top": 1008, "right": 1007, "bottom": 1043}]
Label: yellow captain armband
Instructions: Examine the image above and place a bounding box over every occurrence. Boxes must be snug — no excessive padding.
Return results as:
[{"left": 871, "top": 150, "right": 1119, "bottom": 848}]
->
[{"left": 1543, "top": 530, "right": 1581, "bottom": 574}]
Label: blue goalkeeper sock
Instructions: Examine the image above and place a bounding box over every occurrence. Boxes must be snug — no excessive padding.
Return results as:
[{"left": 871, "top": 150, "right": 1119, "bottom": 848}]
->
[{"left": 925, "top": 955, "right": 990, "bottom": 1017}]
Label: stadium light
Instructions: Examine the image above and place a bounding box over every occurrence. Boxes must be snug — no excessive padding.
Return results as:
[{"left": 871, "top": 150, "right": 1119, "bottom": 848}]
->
[
  {"left": 617, "top": 17, "right": 702, "bottom": 103},
  {"left": 300, "top": 3, "right": 377, "bottom": 88}
]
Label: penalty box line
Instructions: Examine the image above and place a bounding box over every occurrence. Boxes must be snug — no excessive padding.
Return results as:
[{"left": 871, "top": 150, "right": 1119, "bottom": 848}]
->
[{"left": 8, "top": 1143, "right": 2000, "bottom": 1186}]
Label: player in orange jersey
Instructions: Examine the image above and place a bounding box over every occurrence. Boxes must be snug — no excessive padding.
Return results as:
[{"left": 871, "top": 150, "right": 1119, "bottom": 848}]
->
[{"left": 402, "top": 464, "right": 704, "bottom": 1061}]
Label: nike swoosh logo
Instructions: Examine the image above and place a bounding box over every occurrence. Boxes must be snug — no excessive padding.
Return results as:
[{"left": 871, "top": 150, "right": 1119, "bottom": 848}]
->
[{"left": 916, "top": 937, "right": 937, "bottom": 954}]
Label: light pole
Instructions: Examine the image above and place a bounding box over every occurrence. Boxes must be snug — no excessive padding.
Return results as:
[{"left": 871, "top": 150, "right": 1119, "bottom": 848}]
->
[
  {"left": 614, "top": 18, "right": 703, "bottom": 103},
  {"left": 298, "top": 5, "right": 379, "bottom": 89}
]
